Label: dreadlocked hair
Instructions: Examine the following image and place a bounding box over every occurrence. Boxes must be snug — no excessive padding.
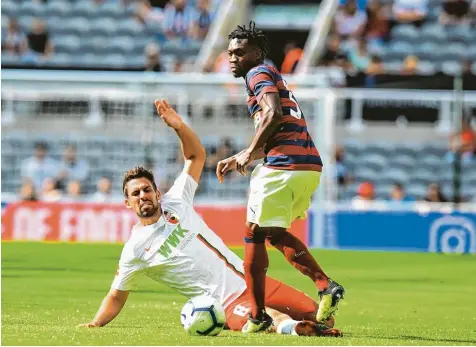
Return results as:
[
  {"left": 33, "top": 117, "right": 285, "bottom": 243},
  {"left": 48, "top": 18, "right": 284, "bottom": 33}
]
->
[{"left": 228, "top": 21, "right": 269, "bottom": 61}]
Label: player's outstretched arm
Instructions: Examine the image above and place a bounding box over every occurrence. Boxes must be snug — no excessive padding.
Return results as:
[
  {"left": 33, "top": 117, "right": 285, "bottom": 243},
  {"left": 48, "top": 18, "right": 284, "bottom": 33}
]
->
[
  {"left": 235, "top": 92, "right": 282, "bottom": 175},
  {"left": 155, "top": 99, "right": 206, "bottom": 184},
  {"left": 78, "top": 289, "right": 129, "bottom": 327}
]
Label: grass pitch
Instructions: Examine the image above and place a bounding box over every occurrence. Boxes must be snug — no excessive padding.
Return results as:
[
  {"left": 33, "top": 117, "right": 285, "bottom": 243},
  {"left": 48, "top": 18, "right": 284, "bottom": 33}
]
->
[{"left": 2, "top": 242, "right": 475, "bottom": 346}]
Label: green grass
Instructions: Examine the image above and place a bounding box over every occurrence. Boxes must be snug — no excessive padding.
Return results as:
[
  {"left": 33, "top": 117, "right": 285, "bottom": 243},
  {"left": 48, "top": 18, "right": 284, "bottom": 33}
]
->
[{"left": 2, "top": 242, "right": 476, "bottom": 345}]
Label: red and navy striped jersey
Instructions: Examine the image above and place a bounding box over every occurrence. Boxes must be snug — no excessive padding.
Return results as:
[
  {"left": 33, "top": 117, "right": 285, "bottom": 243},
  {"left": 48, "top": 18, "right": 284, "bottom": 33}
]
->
[{"left": 244, "top": 64, "right": 322, "bottom": 172}]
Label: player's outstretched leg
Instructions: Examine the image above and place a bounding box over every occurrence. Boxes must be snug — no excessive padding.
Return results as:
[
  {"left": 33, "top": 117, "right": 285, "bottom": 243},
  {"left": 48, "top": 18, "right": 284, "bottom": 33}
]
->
[
  {"left": 268, "top": 230, "right": 345, "bottom": 322},
  {"left": 242, "top": 223, "right": 273, "bottom": 333},
  {"left": 266, "top": 307, "right": 343, "bottom": 337}
]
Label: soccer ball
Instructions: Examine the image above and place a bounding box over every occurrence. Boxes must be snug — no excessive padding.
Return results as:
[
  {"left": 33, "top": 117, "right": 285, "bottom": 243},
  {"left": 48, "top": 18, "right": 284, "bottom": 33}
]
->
[{"left": 180, "top": 295, "right": 226, "bottom": 336}]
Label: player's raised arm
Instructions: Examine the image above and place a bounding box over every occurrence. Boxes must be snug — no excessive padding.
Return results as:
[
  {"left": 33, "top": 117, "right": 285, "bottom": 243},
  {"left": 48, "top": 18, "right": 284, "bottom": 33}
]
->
[
  {"left": 155, "top": 99, "right": 206, "bottom": 184},
  {"left": 235, "top": 92, "right": 283, "bottom": 175},
  {"left": 78, "top": 289, "right": 129, "bottom": 327}
]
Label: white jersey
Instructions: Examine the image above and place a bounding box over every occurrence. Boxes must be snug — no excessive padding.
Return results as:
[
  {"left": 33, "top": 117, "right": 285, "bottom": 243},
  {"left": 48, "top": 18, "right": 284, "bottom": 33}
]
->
[{"left": 111, "top": 173, "right": 247, "bottom": 309}]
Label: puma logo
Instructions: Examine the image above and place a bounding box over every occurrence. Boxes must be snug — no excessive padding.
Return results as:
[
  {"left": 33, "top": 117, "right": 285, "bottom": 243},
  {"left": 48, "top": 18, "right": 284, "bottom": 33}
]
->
[{"left": 294, "top": 250, "right": 306, "bottom": 258}]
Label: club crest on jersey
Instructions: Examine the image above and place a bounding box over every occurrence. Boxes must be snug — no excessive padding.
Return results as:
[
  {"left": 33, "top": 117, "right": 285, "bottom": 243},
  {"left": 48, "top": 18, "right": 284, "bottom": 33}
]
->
[{"left": 164, "top": 211, "right": 180, "bottom": 225}]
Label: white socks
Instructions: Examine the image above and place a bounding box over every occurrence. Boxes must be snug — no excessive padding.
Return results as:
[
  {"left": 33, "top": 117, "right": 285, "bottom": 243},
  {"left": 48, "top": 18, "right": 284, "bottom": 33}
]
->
[{"left": 276, "top": 319, "right": 299, "bottom": 336}]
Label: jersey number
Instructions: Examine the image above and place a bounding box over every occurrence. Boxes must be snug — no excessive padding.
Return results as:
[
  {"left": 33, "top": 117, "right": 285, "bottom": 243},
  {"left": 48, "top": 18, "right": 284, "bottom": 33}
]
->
[{"left": 283, "top": 80, "right": 303, "bottom": 119}]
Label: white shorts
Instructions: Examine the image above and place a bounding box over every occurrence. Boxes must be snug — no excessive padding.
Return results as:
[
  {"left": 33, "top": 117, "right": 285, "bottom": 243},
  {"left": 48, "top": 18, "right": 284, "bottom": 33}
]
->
[{"left": 246, "top": 164, "right": 321, "bottom": 229}]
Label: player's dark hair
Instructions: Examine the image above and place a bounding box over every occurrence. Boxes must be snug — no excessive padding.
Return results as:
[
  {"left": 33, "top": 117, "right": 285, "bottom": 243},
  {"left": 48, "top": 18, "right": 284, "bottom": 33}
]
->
[
  {"left": 228, "top": 21, "right": 269, "bottom": 62},
  {"left": 123, "top": 166, "right": 157, "bottom": 198}
]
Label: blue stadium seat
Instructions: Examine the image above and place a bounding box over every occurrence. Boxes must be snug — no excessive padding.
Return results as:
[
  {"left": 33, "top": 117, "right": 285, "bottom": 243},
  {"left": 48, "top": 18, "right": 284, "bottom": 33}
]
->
[
  {"left": 392, "top": 25, "right": 420, "bottom": 43},
  {"left": 54, "top": 35, "right": 81, "bottom": 54},
  {"left": 440, "top": 61, "right": 462, "bottom": 76},
  {"left": 44, "top": 53, "right": 73, "bottom": 67},
  {"left": 72, "top": 1, "right": 97, "bottom": 17},
  {"left": 439, "top": 43, "right": 468, "bottom": 62},
  {"left": 18, "top": 1, "right": 46, "bottom": 18},
  {"left": 381, "top": 168, "right": 410, "bottom": 185},
  {"left": 2, "top": 0, "right": 20, "bottom": 17},
  {"left": 58, "top": 17, "right": 90, "bottom": 37},
  {"left": 416, "top": 42, "right": 440, "bottom": 61},
  {"left": 116, "top": 19, "right": 144, "bottom": 36},
  {"left": 2, "top": 53, "right": 18, "bottom": 65},
  {"left": 386, "top": 41, "right": 414, "bottom": 61},
  {"left": 445, "top": 26, "right": 472, "bottom": 44},
  {"left": 392, "top": 154, "right": 415, "bottom": 170},
  {"left": 420, "top": 23, "right": 447, "bottom": 43},
  {"left": 103, "top": 54, "right": 127, "bottom": 69},
  {"left": 108, "top": 36, "right": 136, "bottom": 55},
  {"left": 407, "top": 183, "right": 427, "bottom": 199},
  {"left": 416, "top": 61, "right": 437, "bottom": 75},
  {"left": 45, "top": 1, "right": 72, "bottom": 17}
]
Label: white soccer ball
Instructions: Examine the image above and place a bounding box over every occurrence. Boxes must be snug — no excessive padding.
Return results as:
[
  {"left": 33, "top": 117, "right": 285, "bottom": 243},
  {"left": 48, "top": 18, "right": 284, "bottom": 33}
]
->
[{"left": 180, "top": 295, "right": 226, "bottom": 336}]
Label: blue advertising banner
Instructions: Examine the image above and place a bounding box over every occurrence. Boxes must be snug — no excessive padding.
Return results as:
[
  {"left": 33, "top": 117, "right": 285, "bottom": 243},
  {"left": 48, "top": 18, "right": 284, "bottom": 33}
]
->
[{"left": 309, "top": 207, "right": 476, "bottom": 254}]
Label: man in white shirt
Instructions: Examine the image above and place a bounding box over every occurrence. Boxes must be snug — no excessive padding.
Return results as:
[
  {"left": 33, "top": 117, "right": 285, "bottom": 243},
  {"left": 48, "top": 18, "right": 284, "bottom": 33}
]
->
[
  {"left": 21, "top": 141, "right": 59, "bottom": 193},
  {"left": 78, "top": 99, "right": 342, "bottom": 337}
]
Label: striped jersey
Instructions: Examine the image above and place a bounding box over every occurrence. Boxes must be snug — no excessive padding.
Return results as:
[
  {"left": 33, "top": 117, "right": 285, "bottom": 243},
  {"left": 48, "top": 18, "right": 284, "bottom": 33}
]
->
[
  {"left": 111, "top": 173, "right": 246, "bottom": 309},
  {"left": 245, "top": 64, "right": 323, "bottom": 171}
]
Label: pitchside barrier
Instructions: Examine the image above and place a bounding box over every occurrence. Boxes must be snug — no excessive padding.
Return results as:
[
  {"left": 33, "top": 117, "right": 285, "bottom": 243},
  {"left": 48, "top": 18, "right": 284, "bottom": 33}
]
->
[{"left": 310, "top": 202, "right": 476, "bottom": 254}]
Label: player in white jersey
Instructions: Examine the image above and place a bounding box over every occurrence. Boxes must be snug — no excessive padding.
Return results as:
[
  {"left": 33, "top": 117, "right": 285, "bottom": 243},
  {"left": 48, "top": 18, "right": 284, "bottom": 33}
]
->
[{"left": 78, "top": 99, "right": 342, "bottom": 337}]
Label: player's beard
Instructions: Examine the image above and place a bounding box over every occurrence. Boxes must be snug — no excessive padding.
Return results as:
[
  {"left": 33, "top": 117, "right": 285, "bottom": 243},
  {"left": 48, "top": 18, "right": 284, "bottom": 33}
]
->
[{"left": 138, "top": 200, "right": 160, "bottom": 218}]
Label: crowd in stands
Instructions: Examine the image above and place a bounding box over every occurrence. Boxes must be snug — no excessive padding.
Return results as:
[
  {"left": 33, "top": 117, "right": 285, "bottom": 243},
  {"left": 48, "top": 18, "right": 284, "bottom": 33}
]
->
[
  {"left": 15, "top": 136, "right": 250, "bottom": 203},
  {"left": 2, "top": 0, "right": 219, "bottom": 71},
  {"left": 336, "top": 115, "right": 476, "bottom": 203},
  {"left": 318, "top": 0, "right": 476, "bottom": 86},
  {"left": 18, "top": 141, "right": 120, "bottom": 202}
]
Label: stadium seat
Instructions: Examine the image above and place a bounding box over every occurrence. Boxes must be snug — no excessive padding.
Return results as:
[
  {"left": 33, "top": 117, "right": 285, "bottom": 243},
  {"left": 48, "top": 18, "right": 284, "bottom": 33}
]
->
[
  {"left": 392, "top": 25, "right": 420, "bottom": 43},
  {"left": 2, "top": 0, "right": 19, "bottom": 17},
  {"left": 45, "top": 1, "right": 72, "bottom": 17},
  {"left": 54, "top": 35, "right": 81, "bottom": 55},
  {"left": 420, "top": 23, "right": 447, "bottom": 43}
]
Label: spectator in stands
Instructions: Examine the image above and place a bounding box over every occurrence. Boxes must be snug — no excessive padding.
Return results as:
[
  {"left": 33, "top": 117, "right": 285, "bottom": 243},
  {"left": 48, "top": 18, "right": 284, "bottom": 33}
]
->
[
  {"left": 423, "top": 182, "right": 447, "bottom": 202},
  {"left": 401, "top": 55, "right": 419, "bottom": 75},
  {"left": 19, "top": 179, "right": 38, "bottom": 202},
  {"left": 135, "top": 0, "right": 164, "bottom": 29},
  {"left": 281, "top": 41, "right": 303, "bottom": 74},
  {"left": 41, "top": 178, "right": 63, "bottom": 202},
  {"left": 189, "top": 0, "right": 213, "bottom": 41},
  {"left": 89, "top": 175, "right": 114, "bottom": 202},
  {"left": 320, "top": 34, "right": 344, "bottom": 67},
  {"left": 348, "top": 38, "right": 371, "bottom": 71},
  {"left": 144, "top": 43, "right": 163, "bottom": 72},
  {"left": 21, "top": 141, "right": 59, "bottom": 193},
  {"left": 366, "top": 55, "right": 385, "bottom": 75},
  {"left": 212, "top": 50, "right": 231, "bottom": 72},
  {"left": 335, "top": 145, "right": 352, "bottom": 186},
  {"left": 1, "top": 18, "right": 27, "bottom": 56},
  {"left": 365, "top": 0, "right": 389, "bottom": 47},
  {"left": 204, "top": 137, "right": 235, "bottom": 173},
  {"left": 392, "top": 0, "right": 428, "bottom": 26},
  {"left": 439, "top": 0, "right": 471, "bottom": 25},
  {"left": 64, "top": 180, "right": 83, "bottom": 202},
  {"left": 389, "top": 182, "right": 414, "bottom": 202},
  {"left": 163, "top": 0, "right": 194, "bottom": 41},
  {"left": 352, "top": 181, "right": 377, "bottom": 209},
  {"left": 354, "top": 181, "right": 375, "bottom": 201},
  {"left": 445, "top": 117, "right": 475, "bottom": 163},
  {"left": 57, "top": 145, "right": 90, "bottom": 189},
  {"left": 334, "top": 0, "right": 368, "bottom": 38},
  {"left": 23, "top": 19, "right": 55, "bottom": 62}
]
